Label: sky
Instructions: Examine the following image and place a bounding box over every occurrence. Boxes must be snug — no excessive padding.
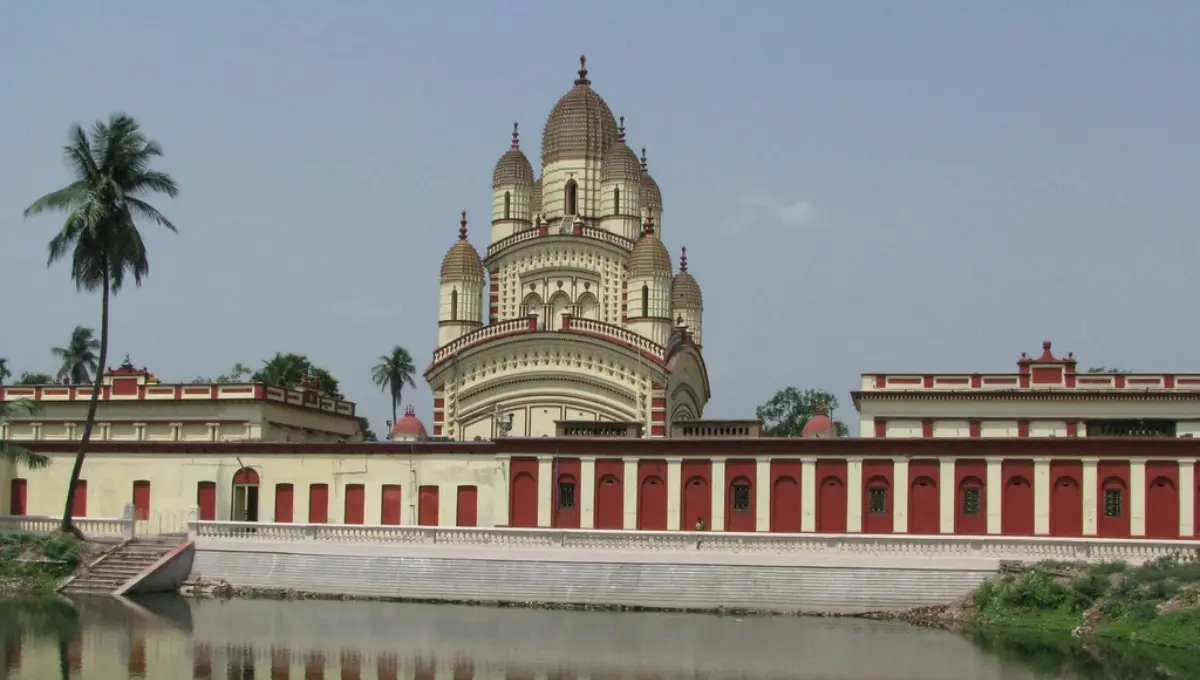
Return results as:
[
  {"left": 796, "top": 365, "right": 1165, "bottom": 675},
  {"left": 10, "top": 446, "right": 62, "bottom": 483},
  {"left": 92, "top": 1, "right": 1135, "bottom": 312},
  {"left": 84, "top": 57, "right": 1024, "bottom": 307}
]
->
[{"left": 2, "top": 1, "right": 1199, "bottom": 435}]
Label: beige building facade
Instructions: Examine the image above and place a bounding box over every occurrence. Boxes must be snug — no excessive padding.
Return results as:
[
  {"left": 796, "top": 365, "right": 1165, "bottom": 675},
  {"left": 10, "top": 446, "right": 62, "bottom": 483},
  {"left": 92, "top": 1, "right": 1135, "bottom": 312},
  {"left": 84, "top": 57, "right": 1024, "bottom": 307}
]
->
[{"left": 425, "top": 56, "right": 710, "bottom": 440}]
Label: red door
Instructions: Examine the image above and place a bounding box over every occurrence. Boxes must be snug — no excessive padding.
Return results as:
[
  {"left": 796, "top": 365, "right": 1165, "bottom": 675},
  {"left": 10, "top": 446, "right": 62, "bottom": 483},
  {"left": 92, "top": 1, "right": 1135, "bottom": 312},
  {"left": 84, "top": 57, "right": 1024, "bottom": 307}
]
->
[
  {"left": 770, "top": 475, "right": 801, "bottom": 532},
  {"left": 638, "top": 475, "right": 667, "bottom": 530},
  {"left": 908, "top": 476, "right": 940, "bottom": 534},
  {"left": 132, "top": 481, "right": 151, "bottom": 521},
  {"left": 418, "top": 486, "right": 439, "bottom": 525},
  {"left": 344, "top": 484, "right": 365, "bottom": 524},
  {"left": 509, "top": 473, "right": 537, "bottom": 527},
  {"left": 274, "top": 484, "right": 294, "bottom": 523},
  {"left": 595, "top": 474, "right": 624, "bottom": 529},
  {"left": 308, "top": 484, "right": 329, "bottom": 523},
  {"left": 72, "top": 480, "right": 88, "bottom": 518},
  {"left": 456, "top": 486, "right": 478, "bottom": 527},
  {"left": 817, "top": 477, "right": 847, "bottom": 533},
  {"left": 682, "top": 477, "right": 711, "bottom": 531},
  {"left": 381, "top": 485, "right": 402, "bottom": 525},
  {"left": 1002, "top": 477, "right": 1034, "bottom": 536},
  {"left": 1051, "top": 476, "right": 1082, "bottom": 537},
  {"left": 9, "top": 479, "right": 27, "bottom": 516},
  {"left": 1145, "top": 477, "right": 1179, "bottom": 539},
  {"left": 196, "top": 482, "right": 217, "bottom": 521}
]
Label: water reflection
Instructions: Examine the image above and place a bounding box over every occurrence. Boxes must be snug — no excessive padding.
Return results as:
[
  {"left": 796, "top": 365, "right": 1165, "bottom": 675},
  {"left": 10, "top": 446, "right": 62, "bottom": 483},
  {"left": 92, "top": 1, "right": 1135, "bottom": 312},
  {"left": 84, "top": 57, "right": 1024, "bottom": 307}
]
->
[{"left": 0, "top": 597, "right": 1191, "bottom": 680}]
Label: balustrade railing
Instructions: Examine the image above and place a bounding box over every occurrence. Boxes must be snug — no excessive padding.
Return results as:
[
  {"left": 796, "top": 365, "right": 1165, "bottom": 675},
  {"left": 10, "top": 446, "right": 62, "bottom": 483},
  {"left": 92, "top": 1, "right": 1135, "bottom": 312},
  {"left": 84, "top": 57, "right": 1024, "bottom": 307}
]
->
[
  {"left": 431, "top": 318, "right": 535, "bottom": 363},
  {"left": 0, "top": 513, "right": 134, "bottom": 539},
  {"left": 430, "top": 316, "right": 667, "bottom": 367},
  {"left": 486, "top": 225, "right": 637, "bottom": 259},
  {"left": 561, "top": 317, "right": 665, "bottom": 356},
  {"left": 189, "top": 521, "right": 1200, "bottom": 564}
]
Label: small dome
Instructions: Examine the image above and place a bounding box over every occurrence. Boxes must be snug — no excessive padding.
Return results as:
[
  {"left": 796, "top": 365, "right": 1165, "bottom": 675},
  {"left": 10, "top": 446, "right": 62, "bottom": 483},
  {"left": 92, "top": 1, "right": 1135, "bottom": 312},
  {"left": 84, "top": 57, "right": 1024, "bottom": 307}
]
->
[
  {"left": 440, "top": 212, "right": 485, "bottom": 283},
  {"left": 389, "top": 405, "right": 427, "bottom": 441},
  {"left": 627, "top": 215, "right": 672, "bottom": 279},
  {"left": 671, "top": 247, "right": 702, "bottom": 309},
  {"left": 492, "top": 123, "right": 534, "bottom": 188},
  {"left": 532, "top": 176, "right": 543, "bottom": 215},
  {"left": 802, "top": 410, "right": 838, "bottom": 438},
  {"left": 640, "top": 147, "right": 663, "bottom": 209},
  {"left": 542, "top": 56, "right": 620, "bottom": 167},
  {"left": 602, "top": 117, "right": 642, "bottom": 184}
]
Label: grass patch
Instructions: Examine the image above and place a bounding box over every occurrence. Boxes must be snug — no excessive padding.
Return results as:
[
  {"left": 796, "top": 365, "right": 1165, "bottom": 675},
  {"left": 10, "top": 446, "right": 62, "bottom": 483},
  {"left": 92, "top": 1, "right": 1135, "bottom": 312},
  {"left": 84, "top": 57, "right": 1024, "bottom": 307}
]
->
[
  {"left": 967, "top": 550, "right": 1200, "bottom": 649},
  {"left": 0, "top": 532, "right": 85, "bottom": 594}
]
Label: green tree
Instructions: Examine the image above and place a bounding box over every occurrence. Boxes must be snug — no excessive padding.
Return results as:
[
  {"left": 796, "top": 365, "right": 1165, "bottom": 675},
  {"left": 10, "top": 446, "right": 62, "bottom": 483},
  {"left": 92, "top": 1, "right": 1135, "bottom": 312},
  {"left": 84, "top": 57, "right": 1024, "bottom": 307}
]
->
[
  {"left": 0, "top": 399, "right": 50, "bottom": 469},
  {"left": 1086, "top": 367, "right": 1132, "bottom": 374},
  {"left": 191, "top": 362, "right": 253, "bottom": 384},
  {"left": 356, "top": 416, "right": 378, "bottom": 442},
  {"left": 252, "top": 353, "right": 342, "bottom": 398},
  {"left": 756, "top": 387, "right": 849, "bottom": 437},
  {"left": 371, "top": 346, "right": 417, "bottom": 426},
  {"left": 0, "top": 358, "right": 10, "bottom": 384},
  {"left": 24, "top": 114, "right": 180, "bottom": 536},
  {"left": 51, "top": 326, "right": 100, "bottom": 384},
  {"left": 16, "top": 372, "right": 55, "bottom": 385}
]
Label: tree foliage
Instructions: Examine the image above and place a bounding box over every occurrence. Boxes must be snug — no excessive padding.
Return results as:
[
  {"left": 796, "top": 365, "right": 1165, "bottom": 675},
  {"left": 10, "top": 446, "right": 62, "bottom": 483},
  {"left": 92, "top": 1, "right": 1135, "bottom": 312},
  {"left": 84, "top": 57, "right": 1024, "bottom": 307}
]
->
[
  {"left": 252, "top": 353, "right": 342, "bottom": 398},
  {"left": 1086, "top": 367, "right": 1132, "bottom": 374},
  {"left": 0, "top": 359, "right": 9, "bottom": 385},
  {"left": 15, "top": 372, "right": 55, "bottom": 385},
  {"left": 756, "top": 387, "right": 849, "bottom": 437},
  {"left": 0, "top": 399, "right": 50, "bottom": 469},
  {"left": 371, "top": 346, "right": 417, "bottom": 426},
  {"left": 191, "top": 362, "right": 253, "bottom": 384},
  {"left": 51, "top": 326, "right": 100, "bottom": 384}
]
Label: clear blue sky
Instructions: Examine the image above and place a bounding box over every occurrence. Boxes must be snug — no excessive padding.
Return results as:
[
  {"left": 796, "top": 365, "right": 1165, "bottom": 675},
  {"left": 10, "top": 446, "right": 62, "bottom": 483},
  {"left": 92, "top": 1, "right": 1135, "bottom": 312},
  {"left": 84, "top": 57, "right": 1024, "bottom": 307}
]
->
[{"left": 3, "top": 1, "right": 1198, "bottom": 434}]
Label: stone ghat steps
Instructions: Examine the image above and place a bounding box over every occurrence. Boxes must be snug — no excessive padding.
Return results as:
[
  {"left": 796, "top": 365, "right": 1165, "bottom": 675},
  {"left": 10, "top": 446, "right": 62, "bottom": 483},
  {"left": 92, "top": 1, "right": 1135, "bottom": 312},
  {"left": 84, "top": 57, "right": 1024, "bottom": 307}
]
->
[{"left": 60, "top": 537, "right": 182, "bottom": 596}]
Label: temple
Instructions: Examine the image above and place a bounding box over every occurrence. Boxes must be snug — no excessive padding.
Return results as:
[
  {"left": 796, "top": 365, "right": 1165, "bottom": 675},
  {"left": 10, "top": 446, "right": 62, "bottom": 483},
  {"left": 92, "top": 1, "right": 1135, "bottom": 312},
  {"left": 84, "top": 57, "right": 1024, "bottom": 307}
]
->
[{"left": 424, "top": 56, "right": 710, "bottom": 440}]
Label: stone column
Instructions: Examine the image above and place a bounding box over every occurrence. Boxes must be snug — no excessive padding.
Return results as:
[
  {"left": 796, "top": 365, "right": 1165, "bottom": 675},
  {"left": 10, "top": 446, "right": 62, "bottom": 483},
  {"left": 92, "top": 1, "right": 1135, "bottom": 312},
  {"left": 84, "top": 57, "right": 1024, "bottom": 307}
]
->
[
  {"left": 800, "top": 458, "right": 817, "bottom": 532},
  {"left": 666, "top": 457, "right": 682, "bottom": 530},
  {"left": 892, "top": 457, "right": 909, "bottom": 533},
  {"left": 1033, "top": 458, "right": 1051, "bottom": 535},
  {"left": 134, "top": 422, "right": 147, "bottom": 440},
  {"left": 986, "top": 457, "right": 1003, "bottom": 534},
  {"left": 710, "top": 457, "right": 726, "bottom": 531},
  {"left": 622, "top": 457, "right": 638, "bottom": 530},
  {"left": 847, "top": 458, "right": 864, "bottom": 532},
  {"left": 493, "top": 456, "right": 510, "bottom": 527},
  {"left": 1082, "top": 459, "right": 1099, "bottom": 536},
  {"left": 536, "top": 456, "right": 554, "bottom": 527},
  {"left": 755, "top": 457, "right": 771, "bottom": 531},
  {"left": 204, "top": 422, "right": 217, "bottom": 442},
  {"left": 1130, "top": 458, "right": 1147, "bottom": 537},
  {"left": 1179, "top": 460, "right": 1196, "bottom": 537},
  {"left": 580, "top": 456, "right": 596, "bottom": 529},
  {"left": 939, "top": 457, "right": 956, "bottom": 533}
]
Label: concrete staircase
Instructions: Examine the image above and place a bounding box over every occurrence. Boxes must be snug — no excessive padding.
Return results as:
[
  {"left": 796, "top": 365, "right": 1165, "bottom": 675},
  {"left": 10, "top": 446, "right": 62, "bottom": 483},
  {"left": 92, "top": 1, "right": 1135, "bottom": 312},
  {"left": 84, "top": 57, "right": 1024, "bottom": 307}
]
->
[{"left": 60, "top": 536, "right": 184, "bottom": 596}]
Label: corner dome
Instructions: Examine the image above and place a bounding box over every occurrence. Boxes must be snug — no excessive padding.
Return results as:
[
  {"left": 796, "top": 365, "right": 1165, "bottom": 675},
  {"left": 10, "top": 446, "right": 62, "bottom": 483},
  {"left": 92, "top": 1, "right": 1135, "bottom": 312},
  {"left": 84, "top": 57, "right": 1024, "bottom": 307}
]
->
[
  {"left": 627, "top": 215, "right": 672, "bottom": 279},
  {"left": 541, "top": 56, "right": 620, "bottom": 167},
  {"left": 440, "top": 212, "right": 485, "bottom": 283},
  {"left": 492, "top": 123, "right": 534, "bottom": 188},
  {"left": 802, "top": 410, "right": 838, "bottom": 438},
  {"left": 639, "top": 147, "right": 663, "bottom": 209},
  {"left": 602, "top": 117, "right": 642, "bottom": 184},
  {"left": 671, "top": 247, "right": 702, "bottom": 309},
  {"left": 389, "top": 405, "right": 428, "bottom": 441}
]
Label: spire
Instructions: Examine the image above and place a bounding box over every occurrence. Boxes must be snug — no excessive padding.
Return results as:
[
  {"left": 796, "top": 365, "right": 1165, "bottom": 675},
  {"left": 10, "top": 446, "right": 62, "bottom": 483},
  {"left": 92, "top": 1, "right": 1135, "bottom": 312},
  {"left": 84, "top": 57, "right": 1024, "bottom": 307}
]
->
[
  {"left": 640, "top": 147, "right": 649, "bottom": 172},
  {"left": 618, "top": 116, "right": 626, "bottom": 143},
  {"left": 458, "top": 211, "right": 468, "bottom": 241},
  {"left": 510, "top": 122, "right": 520, "bottom": 150},
  {"left": 643, "top": 213, "right": 655, "bottom": 238},
  {"left": 404, "top": 404, "right": 415, "bottom": 417},
  {"left": 574, "top": 55, "right": 590, "bottom": 86},
  {"left": 680, "top": 246, "right": 688, "bottom": 272}
]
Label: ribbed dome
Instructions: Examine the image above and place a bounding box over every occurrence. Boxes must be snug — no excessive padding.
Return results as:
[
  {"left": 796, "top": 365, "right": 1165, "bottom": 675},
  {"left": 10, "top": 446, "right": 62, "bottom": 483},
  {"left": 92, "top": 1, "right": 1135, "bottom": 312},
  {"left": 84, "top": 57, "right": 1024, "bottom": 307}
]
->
[
  {"left": 639, "top": 147, "right": 663, "bottom": 209},
  {"left": 542, "top": 56, "right": 620, "bottom": 167},
  {"left": 671, "top": 247, "right": 702, "bottom": 309},
  {"left": 531, "top": 176, "right": 543, "bottom": 214},
  {"left": 602, "top": 117, "right": 642, "bottom": 184},
  {"left": 440, "top": 212, "right": 485, "bottom": 283},
  {"left": 492, "top": 123, "right": 534, "bottom": 188},
  {"left": 627, "top": 216, "right": 672, "bottom": 279}
]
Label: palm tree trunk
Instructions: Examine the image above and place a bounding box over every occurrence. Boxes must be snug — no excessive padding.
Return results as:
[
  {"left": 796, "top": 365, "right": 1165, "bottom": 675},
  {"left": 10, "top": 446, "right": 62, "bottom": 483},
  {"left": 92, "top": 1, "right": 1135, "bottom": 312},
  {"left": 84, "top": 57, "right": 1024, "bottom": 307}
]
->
[
  {"left": 391, "top": 391, "right": 398, "bottom": 429},
  {"left": 60, "top": 271, "right": 109, "bottom": 537}
]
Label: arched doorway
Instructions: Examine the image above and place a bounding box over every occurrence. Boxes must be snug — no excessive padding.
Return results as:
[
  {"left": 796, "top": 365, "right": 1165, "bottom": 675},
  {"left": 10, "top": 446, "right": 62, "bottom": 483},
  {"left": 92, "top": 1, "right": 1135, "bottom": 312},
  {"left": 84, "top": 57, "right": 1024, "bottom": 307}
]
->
[
  {"left": 862, "top": 476, "right": 891, "bottom": 534},
  {"left": 548, "top": 292, "right": 570, "bottom": 330},
  {"left": 908, "top": 476, "right": 939, "bottom": 534},
  {"left": 771, "top": 476, "right": 801, "bottom": 532},
  {"left": 1050, "top": 475, "right": 1082, "bottom": 537},
  {"left": 594, "top": 474, "right": 623, "bottom": 529},
  {"left": 682, "top": 476, "right": 710, "bottom": 531},
  {"left": 817, "top": 476, "right": 846, "bottom": 533},
  {"left": 510, "top": 472, "right": 537, "bottom": 527},
  {"left": 1145, "top": 476, "right": 1179, "bottom": 539},
  {"left": 231, "top": 468, "right": 260, "bottom": 522},
  {"left": 1002, "top": 476, "right": 1034, "bottom": 535},
  {"left": 554, "top": 472, "right": 580, "bottom": 528},
  {"left": 956, "top": 476, "right": 986, "bottom": 535},
  {"left": 638, "top": 475, "right": 667, "bottom": 530}
]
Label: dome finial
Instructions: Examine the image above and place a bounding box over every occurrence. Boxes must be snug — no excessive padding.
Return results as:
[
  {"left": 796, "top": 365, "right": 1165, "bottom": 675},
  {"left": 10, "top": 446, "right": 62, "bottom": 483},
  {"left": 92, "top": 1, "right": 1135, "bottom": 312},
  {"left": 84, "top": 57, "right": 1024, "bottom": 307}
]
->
[
  {"left": 640, "top": 146, "right": 648, "bottom": 171},
  {"left": 643, "top": 212, "right": 655, "bottom": 237},
  {"left": 574, "top": 55, "right": 590, "bottom": 86},
  {"left": 459, "top": 211, "right": 468, "bottom": 241},
  {"left": 511, "top": 122, "right": 520, "bottom": 150},
  {"left": 617, "top": 116, "right": 626, "bottom": 142},
  {"left": 680, "top": 246, "right": 688, "bottom": 272}
]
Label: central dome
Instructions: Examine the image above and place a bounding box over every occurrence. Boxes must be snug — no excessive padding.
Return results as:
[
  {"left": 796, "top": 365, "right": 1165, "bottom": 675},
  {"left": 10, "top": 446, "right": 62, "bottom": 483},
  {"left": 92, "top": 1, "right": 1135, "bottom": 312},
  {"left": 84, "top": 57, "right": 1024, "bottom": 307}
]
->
[{"left": 541, "top": 56, "right": 620, "bottom": 167}]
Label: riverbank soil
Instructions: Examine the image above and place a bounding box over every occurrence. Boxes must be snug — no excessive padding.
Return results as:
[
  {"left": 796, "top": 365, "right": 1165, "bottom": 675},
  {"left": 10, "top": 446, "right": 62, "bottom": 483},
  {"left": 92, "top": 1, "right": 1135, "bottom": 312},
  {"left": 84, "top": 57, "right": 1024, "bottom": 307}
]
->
[
  {"left": 0, "top": 533, "right": 86, "bottom": 595},
  {"left": 948, "top": 551, "right": 1200, "bottom": 650}
]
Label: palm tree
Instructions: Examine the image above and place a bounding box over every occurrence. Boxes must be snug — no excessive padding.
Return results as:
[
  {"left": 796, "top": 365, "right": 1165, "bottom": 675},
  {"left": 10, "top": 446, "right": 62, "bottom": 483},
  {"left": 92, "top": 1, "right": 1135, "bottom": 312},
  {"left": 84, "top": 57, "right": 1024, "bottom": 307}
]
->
[
  {"left": 23, "top": 113, "right": 179, "bottom": 536},
  {"left": 0, "top": 399, "right": 50, "bottom": 470},
  {"left": 371, "top": 346, "right": 417, "bottom": 426},
  {"left": 0, "top": 358, "right": 10, "bottom": 384},
  {"left": 51, "top": 326, "right": 100, "bottom": 384}
]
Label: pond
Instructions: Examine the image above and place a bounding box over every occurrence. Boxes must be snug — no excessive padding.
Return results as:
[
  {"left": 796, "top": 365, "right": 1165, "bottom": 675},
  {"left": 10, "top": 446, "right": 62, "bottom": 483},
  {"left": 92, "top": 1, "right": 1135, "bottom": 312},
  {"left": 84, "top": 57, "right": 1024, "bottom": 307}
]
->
[{"left": 0, "top": 597, "right": 1194, "bottom": 679}]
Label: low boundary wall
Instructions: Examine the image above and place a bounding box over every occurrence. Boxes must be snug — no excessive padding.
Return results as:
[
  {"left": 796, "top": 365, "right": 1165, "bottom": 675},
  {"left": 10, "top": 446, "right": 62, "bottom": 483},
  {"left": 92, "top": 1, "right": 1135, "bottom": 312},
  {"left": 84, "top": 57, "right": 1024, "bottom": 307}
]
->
[{"left": 187, "top": 522, "right": 1200, "bottom": 613}]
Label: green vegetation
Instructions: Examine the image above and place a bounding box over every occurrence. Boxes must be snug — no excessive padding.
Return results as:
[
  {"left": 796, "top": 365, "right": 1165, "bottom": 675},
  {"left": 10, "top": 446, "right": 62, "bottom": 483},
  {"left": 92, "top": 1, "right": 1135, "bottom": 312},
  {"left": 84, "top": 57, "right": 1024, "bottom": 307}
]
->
[
  {"left": 968, "top": 552, "right": 1200, "bottom": 649},
  {"left": 0, "top": 533, "right": 85, "bottom": 594},
  {"left": 972, "top": 626, "right": 1200, "bottom": 679}
]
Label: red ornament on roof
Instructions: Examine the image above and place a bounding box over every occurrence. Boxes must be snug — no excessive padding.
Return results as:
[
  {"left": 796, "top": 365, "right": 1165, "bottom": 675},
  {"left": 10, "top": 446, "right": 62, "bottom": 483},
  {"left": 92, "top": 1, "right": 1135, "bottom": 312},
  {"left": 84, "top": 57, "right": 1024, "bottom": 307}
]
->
[{"left": 389, "top": 405, "right": 428, "bottom": 440}]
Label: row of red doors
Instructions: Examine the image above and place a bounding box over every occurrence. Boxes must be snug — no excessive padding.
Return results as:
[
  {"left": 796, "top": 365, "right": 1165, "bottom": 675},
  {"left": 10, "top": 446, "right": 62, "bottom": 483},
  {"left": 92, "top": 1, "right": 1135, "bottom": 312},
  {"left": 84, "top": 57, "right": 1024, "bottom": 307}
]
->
[{"left": 196, "top": 482, "right": 479, "bottom": 526}]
